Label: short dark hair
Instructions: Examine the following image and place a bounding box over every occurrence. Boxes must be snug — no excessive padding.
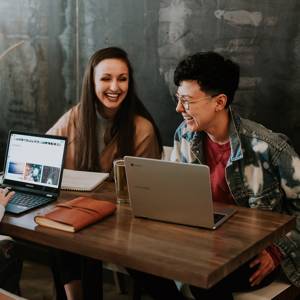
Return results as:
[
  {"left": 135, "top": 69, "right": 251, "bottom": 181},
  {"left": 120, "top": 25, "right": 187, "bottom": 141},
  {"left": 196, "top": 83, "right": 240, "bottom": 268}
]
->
[{"left": 173, "top": 52, "right": 240, "bottom": 107}]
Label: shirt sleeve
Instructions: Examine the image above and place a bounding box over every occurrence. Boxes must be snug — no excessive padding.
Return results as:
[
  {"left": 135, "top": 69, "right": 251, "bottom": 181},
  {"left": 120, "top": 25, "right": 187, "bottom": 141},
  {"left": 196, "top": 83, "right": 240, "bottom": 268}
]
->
[
  {"left": 273, "top": 143, "right": 300, "bottom": 284},
  {"left": 266, "top": 244, "right": 284, "bottom": 267}
]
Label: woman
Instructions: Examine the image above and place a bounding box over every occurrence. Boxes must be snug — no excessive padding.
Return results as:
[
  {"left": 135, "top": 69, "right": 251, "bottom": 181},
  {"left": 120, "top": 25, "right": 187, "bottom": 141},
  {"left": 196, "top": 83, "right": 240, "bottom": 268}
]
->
[
  {"left": 48, "top": 46, "right": 162, "bottom": 173},
  {"left": 48, "top": 47, "right": 162, "bottom": 300}
]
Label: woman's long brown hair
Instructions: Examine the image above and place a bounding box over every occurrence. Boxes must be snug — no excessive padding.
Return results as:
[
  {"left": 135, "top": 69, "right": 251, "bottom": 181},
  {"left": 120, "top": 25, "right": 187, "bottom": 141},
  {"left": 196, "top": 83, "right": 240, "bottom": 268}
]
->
[{"left": 75, "top": 47, "right": 162, "bottom": 171}]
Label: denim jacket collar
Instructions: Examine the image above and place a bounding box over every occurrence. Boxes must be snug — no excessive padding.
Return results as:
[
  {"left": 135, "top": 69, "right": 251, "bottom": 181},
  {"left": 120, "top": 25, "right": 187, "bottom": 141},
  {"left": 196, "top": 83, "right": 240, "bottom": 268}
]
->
[
  {"left": 190, "top": 107, "right": 243, "bottom": 164},
  {"left": 228, "top": 107, "right": 243, "bottom": 163}
]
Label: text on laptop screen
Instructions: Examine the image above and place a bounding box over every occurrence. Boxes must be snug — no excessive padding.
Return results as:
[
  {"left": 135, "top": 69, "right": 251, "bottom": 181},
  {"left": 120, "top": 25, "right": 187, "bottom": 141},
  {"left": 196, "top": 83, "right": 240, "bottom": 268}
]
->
[{"left": 4, "top": 134, "right": 66, "bottom": 188}]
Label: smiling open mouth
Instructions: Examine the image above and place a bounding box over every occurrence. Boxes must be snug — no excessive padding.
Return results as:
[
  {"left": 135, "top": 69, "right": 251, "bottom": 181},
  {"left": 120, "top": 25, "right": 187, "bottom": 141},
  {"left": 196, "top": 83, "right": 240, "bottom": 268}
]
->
[{"left": 105, "top": 93, "right": 121, "bottom": 101}]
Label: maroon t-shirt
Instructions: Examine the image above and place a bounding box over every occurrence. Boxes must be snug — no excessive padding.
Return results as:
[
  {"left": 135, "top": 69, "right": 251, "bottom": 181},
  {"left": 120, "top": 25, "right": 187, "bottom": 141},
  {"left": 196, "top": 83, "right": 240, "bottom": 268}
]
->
[
  {"left": 204, "top": 134, "right": 283, "bottom": 264},
  {"left": 203, "top": 135, "right": 234, "bottom": 204}
]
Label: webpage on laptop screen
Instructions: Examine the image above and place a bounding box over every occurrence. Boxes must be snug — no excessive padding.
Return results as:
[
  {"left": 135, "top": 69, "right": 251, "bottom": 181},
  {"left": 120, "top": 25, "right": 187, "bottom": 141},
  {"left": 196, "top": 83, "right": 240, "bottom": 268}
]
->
[{"left": 4, "top": 134, "right": 65, "bottom": 188}]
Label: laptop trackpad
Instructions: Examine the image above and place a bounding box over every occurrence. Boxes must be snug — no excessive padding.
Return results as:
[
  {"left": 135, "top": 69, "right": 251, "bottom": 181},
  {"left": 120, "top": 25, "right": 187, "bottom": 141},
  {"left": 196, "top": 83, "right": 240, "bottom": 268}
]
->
[{"left": 6, "top": 203, "right": 27, "bottom": 214}]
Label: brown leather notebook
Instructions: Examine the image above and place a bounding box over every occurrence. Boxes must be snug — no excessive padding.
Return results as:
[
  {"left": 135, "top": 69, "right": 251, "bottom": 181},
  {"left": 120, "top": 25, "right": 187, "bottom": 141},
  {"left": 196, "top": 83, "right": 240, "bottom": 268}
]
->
[{"left": 34, "top": 197, "right": 116, "bottom": 232}]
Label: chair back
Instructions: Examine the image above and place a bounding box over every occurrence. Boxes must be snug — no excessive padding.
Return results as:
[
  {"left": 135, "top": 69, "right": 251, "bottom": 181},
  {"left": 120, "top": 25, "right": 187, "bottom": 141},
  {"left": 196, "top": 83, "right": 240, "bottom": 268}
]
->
[{"left": 162, "top": 146, "right": 173, "bottom": 161}]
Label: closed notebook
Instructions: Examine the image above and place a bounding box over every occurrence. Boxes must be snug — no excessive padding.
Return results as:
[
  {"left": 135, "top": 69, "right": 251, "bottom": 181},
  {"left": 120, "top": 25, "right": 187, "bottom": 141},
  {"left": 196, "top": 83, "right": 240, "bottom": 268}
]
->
[
  {"left": 0, "top": 288, "right": 27, "bottom": 299},
  {"left": 61, "top": 169, "right": 109, "bottom": 191},
  {"left": 34, "top": 197, "right": 116, "bottom": 232}
]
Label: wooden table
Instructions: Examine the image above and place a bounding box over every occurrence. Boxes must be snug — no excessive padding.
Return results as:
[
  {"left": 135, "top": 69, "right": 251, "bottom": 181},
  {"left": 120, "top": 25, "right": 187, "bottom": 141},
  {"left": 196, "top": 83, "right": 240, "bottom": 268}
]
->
[{"left": 0, "top": 182, "right": 296, "bottom": 289}]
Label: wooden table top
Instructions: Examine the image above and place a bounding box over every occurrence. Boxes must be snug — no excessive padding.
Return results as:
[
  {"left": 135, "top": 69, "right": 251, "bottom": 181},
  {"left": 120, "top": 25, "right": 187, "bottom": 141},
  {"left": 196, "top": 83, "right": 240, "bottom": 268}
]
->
[{"left": 0, "top": 181, "right": 295, "bottom": 288}]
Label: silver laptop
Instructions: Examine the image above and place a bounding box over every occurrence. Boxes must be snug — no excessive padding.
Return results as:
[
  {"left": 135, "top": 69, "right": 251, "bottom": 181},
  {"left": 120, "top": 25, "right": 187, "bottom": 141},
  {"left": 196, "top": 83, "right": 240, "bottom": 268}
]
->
[
  {"left": 2, "top": 131, "right": 67, "bottom": 214},
  {"left": 124, "top": 156, "right": 236, "bottom": 229}
]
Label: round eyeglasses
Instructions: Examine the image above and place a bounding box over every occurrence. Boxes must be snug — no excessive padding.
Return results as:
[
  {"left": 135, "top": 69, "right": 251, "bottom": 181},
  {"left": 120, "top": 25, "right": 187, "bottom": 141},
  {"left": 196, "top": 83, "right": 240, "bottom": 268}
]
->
[{"left": 174, "top": 93, "right": 217, "bottom": 111}]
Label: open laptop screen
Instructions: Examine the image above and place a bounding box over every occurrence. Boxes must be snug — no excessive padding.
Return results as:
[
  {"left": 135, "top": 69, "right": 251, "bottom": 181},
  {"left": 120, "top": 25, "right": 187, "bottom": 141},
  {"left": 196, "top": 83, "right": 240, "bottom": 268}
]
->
[{"left": 3, "top": 132, "right": 66, "bottom": 190}]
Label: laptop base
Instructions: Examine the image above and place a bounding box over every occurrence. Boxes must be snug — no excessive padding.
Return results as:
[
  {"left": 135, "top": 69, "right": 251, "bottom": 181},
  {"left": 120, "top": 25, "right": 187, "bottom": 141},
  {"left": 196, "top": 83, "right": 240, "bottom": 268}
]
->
[{"left": 6, "top": 191, "right": 55, "bottom": 214}]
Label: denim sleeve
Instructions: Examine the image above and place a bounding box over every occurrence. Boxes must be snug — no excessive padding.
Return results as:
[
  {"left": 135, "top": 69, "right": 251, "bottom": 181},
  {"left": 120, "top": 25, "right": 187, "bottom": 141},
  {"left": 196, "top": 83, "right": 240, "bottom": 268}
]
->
[{"left": 274, "top": 144, "right": 300, "bottom": 286}]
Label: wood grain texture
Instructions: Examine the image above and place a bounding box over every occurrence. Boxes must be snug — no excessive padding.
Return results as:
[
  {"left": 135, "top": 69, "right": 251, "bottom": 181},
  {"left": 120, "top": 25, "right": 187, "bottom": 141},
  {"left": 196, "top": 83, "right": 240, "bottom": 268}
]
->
[{"left": 0, "top": 182, "right": 295, "bottom": 288}]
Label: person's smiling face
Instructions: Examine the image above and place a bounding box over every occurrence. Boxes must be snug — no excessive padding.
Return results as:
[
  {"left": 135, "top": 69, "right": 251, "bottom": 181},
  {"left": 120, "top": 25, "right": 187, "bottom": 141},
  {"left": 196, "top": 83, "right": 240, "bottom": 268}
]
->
[
  {"left": 94, "top": 58, "right": 129, "bottom": 116},
  {"left": 176, "top": 80, "right": 218, "bottom": 132}
]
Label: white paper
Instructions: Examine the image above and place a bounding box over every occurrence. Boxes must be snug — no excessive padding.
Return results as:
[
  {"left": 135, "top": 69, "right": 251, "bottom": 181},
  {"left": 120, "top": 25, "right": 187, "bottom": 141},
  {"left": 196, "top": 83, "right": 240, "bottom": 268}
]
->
[{"left": 61, "top": 169, "right": 109, "bottom": 191}]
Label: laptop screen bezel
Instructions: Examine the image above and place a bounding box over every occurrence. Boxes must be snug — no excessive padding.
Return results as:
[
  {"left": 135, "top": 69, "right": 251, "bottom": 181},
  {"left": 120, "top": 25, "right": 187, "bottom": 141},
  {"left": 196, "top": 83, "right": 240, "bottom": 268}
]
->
[{"left": 2, "top": 130, "right": 67, "bottom": 195}]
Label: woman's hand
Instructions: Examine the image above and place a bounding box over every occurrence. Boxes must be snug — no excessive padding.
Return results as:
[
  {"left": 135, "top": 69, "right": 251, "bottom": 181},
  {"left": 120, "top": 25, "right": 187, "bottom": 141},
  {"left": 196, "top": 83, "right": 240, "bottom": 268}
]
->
[
  {"left": 249, "top": 249, "right": 275, "bottom": 286},
  {"left": 0, "top": 188, "right": 15, "bottom": 207}
]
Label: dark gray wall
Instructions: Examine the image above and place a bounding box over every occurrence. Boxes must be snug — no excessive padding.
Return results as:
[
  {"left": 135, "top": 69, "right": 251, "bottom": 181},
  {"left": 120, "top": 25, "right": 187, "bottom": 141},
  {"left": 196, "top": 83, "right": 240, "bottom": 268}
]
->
[{"left": 1, "top": 0, "right": 300, "bottom": 166}]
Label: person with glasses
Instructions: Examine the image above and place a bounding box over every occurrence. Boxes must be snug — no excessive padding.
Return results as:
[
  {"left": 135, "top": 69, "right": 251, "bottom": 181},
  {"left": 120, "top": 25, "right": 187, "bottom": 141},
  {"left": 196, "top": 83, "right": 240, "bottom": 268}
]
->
[{"left": 129, "top": 52, "right": 300, "bottom": 300}]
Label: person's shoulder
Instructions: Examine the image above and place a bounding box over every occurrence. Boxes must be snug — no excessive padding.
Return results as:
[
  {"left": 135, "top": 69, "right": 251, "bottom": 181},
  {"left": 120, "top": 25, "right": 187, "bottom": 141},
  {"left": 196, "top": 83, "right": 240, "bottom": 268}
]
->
[
  {"left": 174, "top": 121, "right": 195, "bottom": 142},
  {"left": 60, "top": 103, "right": 80, "bottom": 122},
  {"left": 47, "top": 104, "right": 80, "bottom": 136},
  {"left": 239, "top": 116, "right": 292, "bottom": 152},
  {"left": 58, "top": 104, "right": 79, "bottom": 124},
  {"left": 174, "top": 120, "right": 187, "bottom": 134},
  {"left": 134, "top": 115, "right": 155, "bottom": 134}
]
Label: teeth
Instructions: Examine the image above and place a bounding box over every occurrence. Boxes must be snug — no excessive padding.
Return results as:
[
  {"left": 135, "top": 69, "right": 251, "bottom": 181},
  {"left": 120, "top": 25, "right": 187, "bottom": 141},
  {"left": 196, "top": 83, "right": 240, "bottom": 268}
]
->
[{"left": 106, "top": 93, "right": 119, "bottom": 98}]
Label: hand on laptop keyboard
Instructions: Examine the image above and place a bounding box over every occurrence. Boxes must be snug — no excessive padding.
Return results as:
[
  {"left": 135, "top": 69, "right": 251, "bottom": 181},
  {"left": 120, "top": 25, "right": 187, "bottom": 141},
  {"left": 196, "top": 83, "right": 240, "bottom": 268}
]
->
[{"left": 0, "top": 187, "right": 15, "bottom": 207}]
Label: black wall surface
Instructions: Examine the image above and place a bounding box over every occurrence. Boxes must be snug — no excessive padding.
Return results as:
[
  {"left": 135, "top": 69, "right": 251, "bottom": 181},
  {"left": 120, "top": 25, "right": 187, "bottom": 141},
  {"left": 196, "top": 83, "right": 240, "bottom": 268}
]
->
[{"left": 1, "top": 0, "right": 300, "bottom": 166}]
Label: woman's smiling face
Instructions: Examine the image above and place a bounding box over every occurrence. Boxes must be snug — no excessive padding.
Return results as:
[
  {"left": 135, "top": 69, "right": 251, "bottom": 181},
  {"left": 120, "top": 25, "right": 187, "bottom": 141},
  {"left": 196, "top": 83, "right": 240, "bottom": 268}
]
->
[{"left": 94, "top": 58, "right": 129, "bottom": 116}]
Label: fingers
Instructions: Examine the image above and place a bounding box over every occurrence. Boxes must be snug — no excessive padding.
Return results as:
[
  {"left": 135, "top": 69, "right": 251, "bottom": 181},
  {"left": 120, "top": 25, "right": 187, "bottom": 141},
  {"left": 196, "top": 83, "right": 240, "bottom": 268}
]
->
[
  {"left": 0, "top": 188, "right": 15, "bottom": 207},
  {"left": 249, "top": 250, "right": 275, "bottom": 286},
  {"left": 249, "top": 257, "right": 260, "bottom": 268},
  {"left": 2, "top": 188, "right": 14, "bottom": 198},
  {"left": 2, "top": 188, "right": 10, "bottom": 196},
  {"left": 250, "top": 259, "right": 274, "bottom": 286},
  {"left": 6, "top": 190, "right": 15, "bottom": 200}
]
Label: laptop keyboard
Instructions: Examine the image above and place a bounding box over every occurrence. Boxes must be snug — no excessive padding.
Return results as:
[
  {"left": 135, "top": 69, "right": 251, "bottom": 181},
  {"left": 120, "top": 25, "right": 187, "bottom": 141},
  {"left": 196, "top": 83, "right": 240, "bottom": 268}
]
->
[
  {"left": 214, "top": 213, "right": 225, "bottom": 224},
  {"left": 10, "top": 192, "right": 50, "bottom": 208}
]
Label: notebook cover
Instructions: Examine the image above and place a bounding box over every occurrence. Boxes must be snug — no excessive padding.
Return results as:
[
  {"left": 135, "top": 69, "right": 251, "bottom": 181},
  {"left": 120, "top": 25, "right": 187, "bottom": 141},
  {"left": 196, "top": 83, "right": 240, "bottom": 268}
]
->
[
  {"left": 0, "top": 287, "right": 27, "bottom": 299},
  {"left": 61, "top": 169, "right": 109, "bottom": 191},
  {"left": 34, "top": 197, "right": 116, "bottom": 232}
]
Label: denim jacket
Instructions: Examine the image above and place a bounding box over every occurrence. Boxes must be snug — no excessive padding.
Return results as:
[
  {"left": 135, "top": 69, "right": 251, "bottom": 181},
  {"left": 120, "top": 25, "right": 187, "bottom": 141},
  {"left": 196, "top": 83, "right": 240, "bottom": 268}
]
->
[{"left": 171, "top": 108, "right": 300, "bottom": 286}]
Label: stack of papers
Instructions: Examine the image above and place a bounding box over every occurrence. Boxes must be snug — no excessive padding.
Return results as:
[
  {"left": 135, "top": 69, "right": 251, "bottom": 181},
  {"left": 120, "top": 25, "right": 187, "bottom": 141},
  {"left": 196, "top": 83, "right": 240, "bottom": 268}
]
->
[{"left": 61, "top": 169, "right": 109, "bottom": 191}]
